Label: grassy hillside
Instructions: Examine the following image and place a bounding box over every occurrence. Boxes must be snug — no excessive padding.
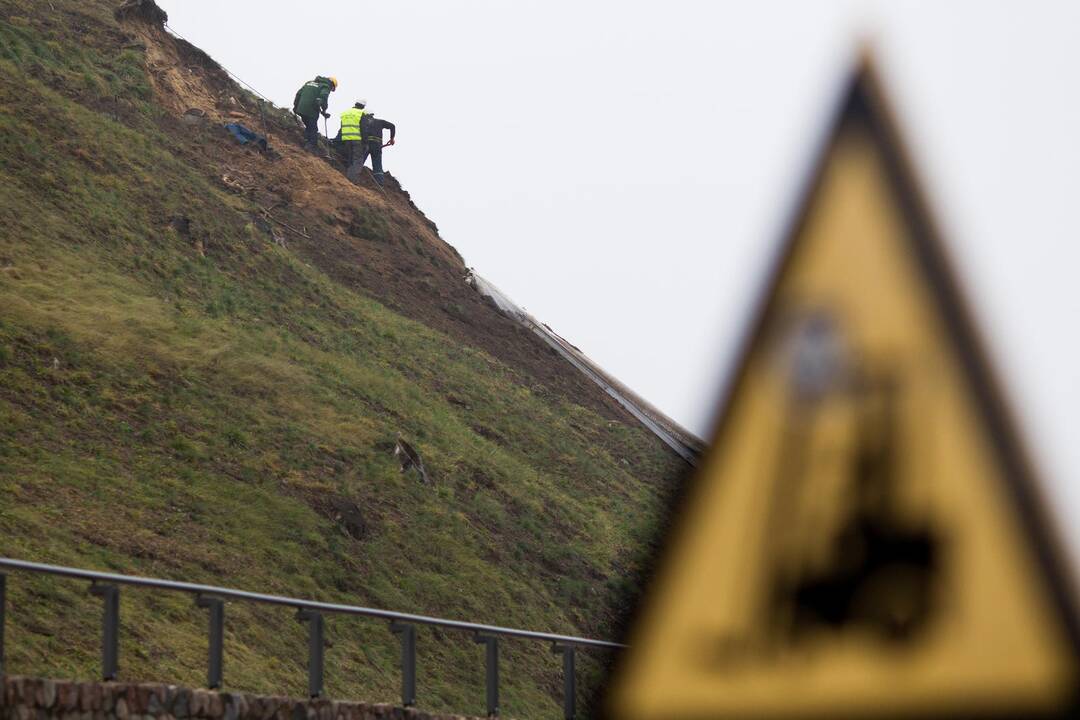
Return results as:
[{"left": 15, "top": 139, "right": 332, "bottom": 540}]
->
[{"left": 0, "top": 1, "right": 684, "bottom": 717}]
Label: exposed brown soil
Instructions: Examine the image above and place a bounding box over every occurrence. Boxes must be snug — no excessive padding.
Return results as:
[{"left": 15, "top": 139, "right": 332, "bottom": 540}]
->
[{"left": 116, "top": 8, "right": 662, "bottom": 438}]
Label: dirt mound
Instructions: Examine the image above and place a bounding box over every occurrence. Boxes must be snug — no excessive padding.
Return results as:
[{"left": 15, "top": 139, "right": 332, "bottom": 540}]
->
[
  {"left": 114, "top": 0, "right": 167, "bottom": 26},
  {"left": 113, "top": 7, "right": 650, "bottom": 431}
]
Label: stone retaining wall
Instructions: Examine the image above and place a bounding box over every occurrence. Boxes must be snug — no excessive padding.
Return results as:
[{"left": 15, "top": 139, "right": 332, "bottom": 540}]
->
[{"left": 1, "top": 677, "right": 481, "bottom": 720}]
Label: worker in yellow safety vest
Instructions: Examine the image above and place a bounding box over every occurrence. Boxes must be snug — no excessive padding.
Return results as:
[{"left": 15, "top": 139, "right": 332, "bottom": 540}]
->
[{"left": 340, "top": 100, "right": 368, "bottom": 183}]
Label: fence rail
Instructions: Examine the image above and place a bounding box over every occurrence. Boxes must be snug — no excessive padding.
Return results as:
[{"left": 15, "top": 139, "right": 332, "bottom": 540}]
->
[{"left": 0, "top": 558, "right": 625, "bottom": 719}]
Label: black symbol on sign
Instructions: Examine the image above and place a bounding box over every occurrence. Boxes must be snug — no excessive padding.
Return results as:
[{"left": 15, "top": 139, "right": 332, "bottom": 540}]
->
[
  {"left": 768, "top": 368, "right": 940, "bottom": 643},
  {"left": 764, "top": 311, "right": 940, "bottom": 647},
  {"left": 702, "top": 312, "right": 942, "bottom": 667}
]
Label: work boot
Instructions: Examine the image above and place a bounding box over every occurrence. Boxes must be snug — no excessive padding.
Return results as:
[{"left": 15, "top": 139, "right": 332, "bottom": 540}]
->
[{"left": 373, "top": 172, "right": 385, "bottom": 186}]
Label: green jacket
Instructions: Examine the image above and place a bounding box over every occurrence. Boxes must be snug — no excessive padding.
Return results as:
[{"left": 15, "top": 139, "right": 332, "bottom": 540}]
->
[{"left": 293, "top": 77, "right": 333, "bottom": 118}]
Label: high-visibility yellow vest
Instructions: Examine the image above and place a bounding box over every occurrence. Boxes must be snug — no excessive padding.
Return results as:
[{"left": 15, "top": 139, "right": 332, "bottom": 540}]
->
[{"left": 340, "top": 108, "right": 365, "bottom": 142}]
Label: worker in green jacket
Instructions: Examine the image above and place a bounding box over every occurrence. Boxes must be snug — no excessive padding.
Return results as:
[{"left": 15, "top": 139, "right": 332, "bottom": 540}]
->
[
  {"left": 292, "top": 76, "right": 337, "bottom": 152},
  {"left": 339, "top": 99, "right": 368, "bottom": 183}
]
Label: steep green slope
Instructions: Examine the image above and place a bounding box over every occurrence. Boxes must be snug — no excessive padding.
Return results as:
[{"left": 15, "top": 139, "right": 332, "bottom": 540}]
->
[{"left": 0, "top": 1, "right": 683, "bottom": 718}]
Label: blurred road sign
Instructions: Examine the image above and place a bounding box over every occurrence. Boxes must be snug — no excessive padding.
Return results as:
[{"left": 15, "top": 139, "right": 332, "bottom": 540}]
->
[{"left": 606, "top": 60, "right": 1080, "bottom": 719}]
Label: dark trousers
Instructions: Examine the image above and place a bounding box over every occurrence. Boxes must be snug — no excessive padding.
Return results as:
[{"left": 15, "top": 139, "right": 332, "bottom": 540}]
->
[
  {"left": 301, "top": 114, "right": 319, "bottom": 149},
  {"left": 344, "top": 141, "right": 364, "bottom": 182},
  {"left": 359, "top": 140, "right": 384, "bottom": 184}
]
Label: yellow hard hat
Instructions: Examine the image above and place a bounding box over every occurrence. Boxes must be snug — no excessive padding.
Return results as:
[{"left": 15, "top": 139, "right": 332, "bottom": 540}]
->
[{"left": 329, "top": 76, "right": 339, "bottom": 90}]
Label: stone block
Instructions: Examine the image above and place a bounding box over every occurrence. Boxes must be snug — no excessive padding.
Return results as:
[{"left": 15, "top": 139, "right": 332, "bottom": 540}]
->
[
  {"left": 170, "top": 689, "right": 190, "bottom": 719},
  {"left": 237, "top": 694, "right": 250, "bottom": 720},
  {"left": 136, "top": 687, "right": 156, "bottom": 715},
  {"left": 100, "top": 685, "right": 116, "bottom": 713},
  {"left": 189, "top": 692, "right": 207, "bottom": 718},
  {"left": 24, "top": 679, "right": 42, "bottom": 708},
  {"left": 8, "top": 679, "right": 23, "bottom": 706},
  {"left": 27, "top": 679, "right": 39, "bottom": 705},
  {"left": 56, "top": 684, "right": 79, "bottom": 712},
  {"left": 79, "top": 683, "right": 101, "bottom": 712},
  {"left": 219, "top": 696, "right": 236, "bottom": 720},
  {"left": 123, "top": 688, "right": 139, "bottom": 715}
]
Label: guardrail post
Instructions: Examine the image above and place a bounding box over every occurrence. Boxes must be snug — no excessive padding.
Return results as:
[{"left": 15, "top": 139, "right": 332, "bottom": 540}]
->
[
  {"left": 474, "top": 634, "right": 499, "bottom": 717},
  {"left": 1, "top": 573, "right": 6, "bottom": 676},
  {"left": 552, "top": 644, "right": 576, "bottom": 719},
  {"left": 196, "top": 596, "right": 225, "bottom": 689},
  {"left": 89, "top": 584, "right": 119, "bottom": 680},
  {"left": 296, "top": 609, "right": 324, "bottom": 698},
  {"left": 390, "top": 622, "right": 417, "bottom": 707}
]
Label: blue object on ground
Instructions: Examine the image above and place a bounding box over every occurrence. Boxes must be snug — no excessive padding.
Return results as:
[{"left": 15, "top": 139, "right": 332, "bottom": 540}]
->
[{"left": 224, "top": 123, "right": 268, "bottom": 151}]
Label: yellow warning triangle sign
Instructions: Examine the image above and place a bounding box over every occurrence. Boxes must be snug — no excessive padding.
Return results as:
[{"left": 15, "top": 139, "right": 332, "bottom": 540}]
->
[{"left": 606, "top": 61, "right": 1080, "bottom": 719}]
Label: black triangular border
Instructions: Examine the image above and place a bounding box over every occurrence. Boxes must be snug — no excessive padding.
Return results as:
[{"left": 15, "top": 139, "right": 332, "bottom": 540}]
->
[{"left": 600, "top": 58, "right": 1080, "bottom": 720}]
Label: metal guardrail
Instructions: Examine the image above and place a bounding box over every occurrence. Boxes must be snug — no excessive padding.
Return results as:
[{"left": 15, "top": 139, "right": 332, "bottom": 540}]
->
[{"left": 0, "top": 558, "right": 624, "bottom": 719}]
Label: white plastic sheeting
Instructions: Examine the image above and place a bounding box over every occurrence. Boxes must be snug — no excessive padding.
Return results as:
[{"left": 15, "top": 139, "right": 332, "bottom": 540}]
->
[
  {"left": 465, "top": 270, "right": 704, "bottom": 465},
  {"left": 464, "top": 270, "right": 527, "bottom": 321}
]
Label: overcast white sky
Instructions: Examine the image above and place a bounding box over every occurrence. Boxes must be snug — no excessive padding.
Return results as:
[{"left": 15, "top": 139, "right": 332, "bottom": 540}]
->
[{"left": 158, "top": 1, "right": 1080, "bottom": 562}]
